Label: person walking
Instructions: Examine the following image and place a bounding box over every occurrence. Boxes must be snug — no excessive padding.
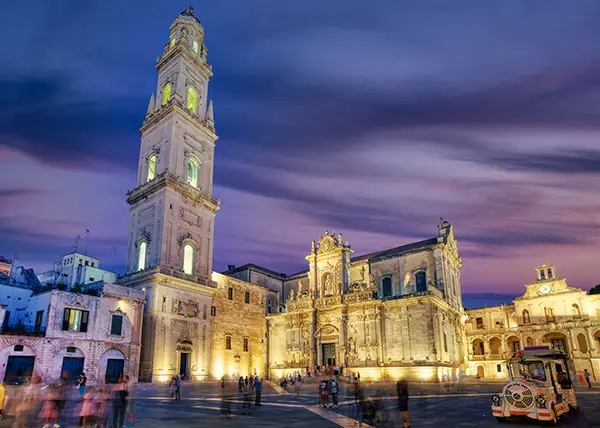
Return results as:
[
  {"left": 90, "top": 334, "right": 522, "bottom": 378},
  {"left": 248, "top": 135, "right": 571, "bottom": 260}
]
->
[
  {"left": 330, "top": 379, "right": 339, "bottom": 408},
  {"left": 174, "top": 374, "right": 181, "bottom": 400},
  {"left": 244, "top": 376, "right": 249, "bottom": 392},
  {"left": 112, "top": 377, "right": 129, "bottom": 428},
  {"left": 396, "top": 378, "right": 410, "bottom": 428},
  {"left": 254, "top": 377, "right": 262, "bottom": 406},
  {"left": 77, "top": 372, "right": 87, "bottom": 401},
  {"left": 319, "top": 379, "right": 329, "bottom": 408},
  {"left": 238, "top": 376, "right": 244, "bottom": 393},
  {"left": 584, "top": 369, "right": 592, "bottom": 388}
]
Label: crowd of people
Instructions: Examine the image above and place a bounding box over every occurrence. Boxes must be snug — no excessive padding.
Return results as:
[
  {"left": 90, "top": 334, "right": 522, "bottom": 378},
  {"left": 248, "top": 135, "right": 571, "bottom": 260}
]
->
[
  {"left": 0, "top": 372, "right": 135, "bottom": 428},
  {"left": 219, "top": 374, "right": 263, "bottom": 419}
]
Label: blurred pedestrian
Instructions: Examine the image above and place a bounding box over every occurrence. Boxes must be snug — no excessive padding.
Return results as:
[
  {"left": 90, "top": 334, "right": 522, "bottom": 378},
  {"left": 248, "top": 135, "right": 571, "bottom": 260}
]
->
[
  {"left": 174, "top": 374, "right": 181, "bottom": 400},
  {"left": 112, "top": 377, "right": 128, "bottom": 428},
  {"left": 254, "top": 377, "right": 262, "bottom": 406},
  {"left": 584, "top": 369, "right": 592, "bottom": 388},
  {"left": 319, "top": 379, "right": 329, "bottom": 408},
  {"left": 77, "top": 372, "right": 87, "bottom": 401},
  {"left": 79, "top": 386, "right": 96, "bottom": 427},
  {"left": 396, "top": 378, "right": 410, "bottom": 428},
  {"left": 125, "top": 375, "right": 136, "bottom": 426},
  {"left": 238, "top": 376, "right": 244, "bottom": 393}
]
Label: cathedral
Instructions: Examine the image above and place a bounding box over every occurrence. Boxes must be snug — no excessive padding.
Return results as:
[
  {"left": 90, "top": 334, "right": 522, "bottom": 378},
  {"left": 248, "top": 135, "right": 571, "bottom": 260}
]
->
[{"left": 116, "top": 8, "right": 599, "bottom": 384}]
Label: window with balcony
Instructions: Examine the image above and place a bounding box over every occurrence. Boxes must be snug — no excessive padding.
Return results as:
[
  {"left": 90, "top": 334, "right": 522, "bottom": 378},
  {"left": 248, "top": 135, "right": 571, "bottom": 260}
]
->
[
  {"left": 381, "top": 276, "right": 392, "bottom": 297},
  {"left": 415, "top": 271, "right": 427, "bottom": 292},
  {"left": 137, "top": 241, "right": 147, "bottom": 271},
  {"left": 475, "top": 317, "right": 484, "bottom": 329},
  {"left": 162, "top": 83, "right": 172, "bottom": 106},
  {"left": 186, "top": 87, "right": 198, "bottom": 113},
  {"left": 62, "top": 308, "right": 89, "bottom": 332},
  {"left": 110, "top": 314, "right": 123, "bottom": 336},
  {"left": 186, "top": 156, "right": 199, "bottom": 188}
]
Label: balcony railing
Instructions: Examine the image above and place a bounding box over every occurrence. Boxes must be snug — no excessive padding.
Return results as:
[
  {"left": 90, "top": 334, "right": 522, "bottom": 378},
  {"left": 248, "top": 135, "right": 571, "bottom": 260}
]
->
[
  {"left": 1, "top": 325, "right": 46, "bottom": 337},
  {"left": 119, "top": 265, "right": 217, "bottom": 289}
]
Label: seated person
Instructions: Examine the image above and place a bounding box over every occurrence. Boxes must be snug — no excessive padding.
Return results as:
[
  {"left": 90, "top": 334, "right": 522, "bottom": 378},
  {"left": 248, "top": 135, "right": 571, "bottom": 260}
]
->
[{"left": 556, "top": 369, "right": 571, "bottom": 389}]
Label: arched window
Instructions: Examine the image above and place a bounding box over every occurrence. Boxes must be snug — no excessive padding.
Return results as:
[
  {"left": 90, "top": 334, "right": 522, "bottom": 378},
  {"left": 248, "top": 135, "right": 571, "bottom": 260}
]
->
[
  {"left": 162, "top": 83, "right": 172, "bottom": 106},
  {"left": 522, "top": 309, "right": 531, "bottom": 324},
  {"left": 170, "top": 36, "right": 176, "bottom": 48},
  {"left": 192, "top": 39, "right": 199, "bottom": 54},
  {"left": 147, "top": 154, "right": 156, "bottom": 182},
  {"left": 186, "top": 87, "right": 198, "bottom": 113},
  {"left": 577, "top": 333, "right": 588, "bottom": 353},
  {"left": 137, "top": 241, "right": 147, "bottom": 271},
  {"left": 186, "top": 157, "right": 199, "bottom": 187},
  {"left": 415, "top": 271, "right": 426, "bottom": 292},
  {"left": 572, "top": 304, "right": 581, "bottom": 319},
  {"left": 381, "top": 276, "right": 392, "bottom": 298},
  {"left": 183, "top": 244, "right": 194, "bottom": 275}
]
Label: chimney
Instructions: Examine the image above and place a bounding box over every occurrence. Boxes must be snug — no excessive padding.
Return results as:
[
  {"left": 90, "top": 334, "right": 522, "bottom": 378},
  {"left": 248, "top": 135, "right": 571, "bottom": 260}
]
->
[{"left": 227, "top": 264, "right": 236, "bottom": 271}]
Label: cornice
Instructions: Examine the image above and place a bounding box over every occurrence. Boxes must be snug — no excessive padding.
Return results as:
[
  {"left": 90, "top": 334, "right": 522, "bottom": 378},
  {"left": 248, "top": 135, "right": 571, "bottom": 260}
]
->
[
  {"left": 126, "top": 171, "right": 220, "bottom": 212},
  {"left": 140, "top": 102, "right": 217, "bottom": 141}
]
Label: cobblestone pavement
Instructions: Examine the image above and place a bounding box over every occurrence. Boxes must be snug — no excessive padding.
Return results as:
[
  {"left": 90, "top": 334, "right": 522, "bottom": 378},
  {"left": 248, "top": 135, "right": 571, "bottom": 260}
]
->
[{"left": 0, "top": 381, "right": 598, "bottom": 427}]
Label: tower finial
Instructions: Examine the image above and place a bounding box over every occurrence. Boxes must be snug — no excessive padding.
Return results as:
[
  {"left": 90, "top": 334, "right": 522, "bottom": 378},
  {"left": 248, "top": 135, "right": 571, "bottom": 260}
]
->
[
  {"left": 146, "top": 93, "right": 155, "bottom": 116},
  {"left": 206, "top": 99, "right": 214, "bottom": 124}
]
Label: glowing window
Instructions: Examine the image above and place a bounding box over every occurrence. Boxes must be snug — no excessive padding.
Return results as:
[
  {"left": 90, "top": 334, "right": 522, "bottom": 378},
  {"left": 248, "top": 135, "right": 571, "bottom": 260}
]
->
[
  {"left": 147, "top": 154, "right": 156, "bottom": 182},
  {"left": 138, "top": 241, "right": 147, "bottom": 271},
  {"left": 183, "top": 244, "right": 194, "bottom": 275},
  {"left": 170, "top": 36, "right": 176, "bottom": 48},
  {"left": 186, "top": 87, "right": 198, "bottom": 113},
  {"left": 186, "top": 157, "right": 199, "bottom": 187},
  {"left": 162, "top": 83, "right": 172, "bottom": 106},
  {"left": 192, "top": 39, "right": 199, "bottom": 54}
]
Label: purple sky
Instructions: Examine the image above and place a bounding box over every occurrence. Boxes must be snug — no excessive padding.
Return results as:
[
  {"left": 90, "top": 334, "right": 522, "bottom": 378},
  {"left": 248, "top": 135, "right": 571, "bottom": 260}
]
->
[{"left": 1, "top": 1, "right": 600, "bottom": 297}]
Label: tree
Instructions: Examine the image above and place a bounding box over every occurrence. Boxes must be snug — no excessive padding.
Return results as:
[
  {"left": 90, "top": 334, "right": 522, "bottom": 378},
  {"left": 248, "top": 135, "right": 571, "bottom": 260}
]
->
[{"left": 589, "top": 284, "right": 600, "bottom": 295}]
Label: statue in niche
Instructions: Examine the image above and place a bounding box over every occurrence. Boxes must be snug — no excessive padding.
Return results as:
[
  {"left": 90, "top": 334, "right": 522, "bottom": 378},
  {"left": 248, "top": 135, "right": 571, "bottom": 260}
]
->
[
  {"left": 324, "top": 273, "right": 334, "bottom": 295},
  {"left": 360, "top": 266, "right": 366, "bottom": 282}
]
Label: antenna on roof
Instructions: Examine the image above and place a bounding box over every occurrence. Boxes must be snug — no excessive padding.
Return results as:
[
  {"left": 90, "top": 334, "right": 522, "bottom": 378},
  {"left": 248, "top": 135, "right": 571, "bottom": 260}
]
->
[
  {"left": 84, "top": 228, "right": 90, "bottom": 255},
  {"left": 73, "top": 235, "right": 81, "bottom": 253}
]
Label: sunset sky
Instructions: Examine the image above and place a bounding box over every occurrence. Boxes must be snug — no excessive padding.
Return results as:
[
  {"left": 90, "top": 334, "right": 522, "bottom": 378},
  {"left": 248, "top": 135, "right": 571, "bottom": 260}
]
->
[{"left": 1, "top": 1, "right": 599, "bottom": 298}]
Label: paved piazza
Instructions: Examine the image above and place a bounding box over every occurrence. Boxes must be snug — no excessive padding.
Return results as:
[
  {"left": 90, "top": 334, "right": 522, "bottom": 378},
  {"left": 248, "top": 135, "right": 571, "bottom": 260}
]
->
[{"left": 1, "top": 380, "right": 598, "bottom": 427}]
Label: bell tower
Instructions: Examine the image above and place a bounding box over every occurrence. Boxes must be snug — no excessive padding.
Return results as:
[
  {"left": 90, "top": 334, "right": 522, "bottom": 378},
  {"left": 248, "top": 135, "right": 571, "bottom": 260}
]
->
[
  {"left": 125, "top": 7, "right": 218, "bottom": 280},
  {"left": 121, "top": 8, "right": 218, "bottom": 382}
]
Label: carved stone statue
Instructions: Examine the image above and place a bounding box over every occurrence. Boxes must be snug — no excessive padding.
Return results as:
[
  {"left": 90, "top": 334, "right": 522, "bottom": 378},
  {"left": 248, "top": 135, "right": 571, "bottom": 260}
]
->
[
  {"left": 338, "top": 232, "right": 343, "bottom": 245},
  {"left": 360, "top": 266, "right": 366, "bottom": 281},
  {"left": 289, "top": 289, "right": 295, "bottom": 300},
  {"left": 311, "top": 240, "right": 316, "bottom": 253},
  {"left": 324, "top": 274, "right": 334, "bottom": 295}
]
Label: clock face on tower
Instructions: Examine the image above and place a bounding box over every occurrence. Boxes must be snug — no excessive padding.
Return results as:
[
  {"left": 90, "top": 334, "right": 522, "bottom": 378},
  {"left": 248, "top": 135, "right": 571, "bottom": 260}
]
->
[{"left": 538, "top": 284, "right": 553, "bottom": 295}]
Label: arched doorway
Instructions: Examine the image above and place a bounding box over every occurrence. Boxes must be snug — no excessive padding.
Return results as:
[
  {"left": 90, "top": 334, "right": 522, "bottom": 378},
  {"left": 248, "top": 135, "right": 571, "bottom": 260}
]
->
[
  {"left": 98, "top": 348, "right": 127, "bottom": 384},
  {"left": 51, "top": 347, "right": 85, "bottom": 383},
  {"left": 476, "top": 365, "right": 485, "bottom": 379},
  {"left": 0, "top": 343, "right": 36, "bottom": 384}
]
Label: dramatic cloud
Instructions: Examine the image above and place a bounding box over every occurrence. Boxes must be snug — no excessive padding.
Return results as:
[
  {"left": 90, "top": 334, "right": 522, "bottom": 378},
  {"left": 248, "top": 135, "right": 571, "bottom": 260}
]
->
[{"left": 1, "top": 1, "right": 600, "bottom": 295}]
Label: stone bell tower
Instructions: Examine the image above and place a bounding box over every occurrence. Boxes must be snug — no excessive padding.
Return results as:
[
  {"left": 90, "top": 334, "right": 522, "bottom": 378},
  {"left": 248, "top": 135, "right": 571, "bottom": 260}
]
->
[
  {"left": 125, "top": 7, "right": 218, "bottom": 279},
  {"left": 121, "top": 7, "right": 218, "bottom": 382}
]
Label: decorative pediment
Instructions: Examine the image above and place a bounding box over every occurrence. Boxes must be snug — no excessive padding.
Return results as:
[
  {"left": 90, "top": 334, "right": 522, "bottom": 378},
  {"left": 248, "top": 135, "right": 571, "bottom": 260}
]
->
[{"left": 178, "top": 232, "right": 195, "bottom": 246}]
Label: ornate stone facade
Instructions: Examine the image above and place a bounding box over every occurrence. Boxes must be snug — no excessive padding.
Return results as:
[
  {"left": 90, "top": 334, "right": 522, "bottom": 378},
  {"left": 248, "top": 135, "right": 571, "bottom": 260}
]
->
[
  {"left": 465, "top": 265, "right": 600, "bottom": 381},
  {"left": 265, "top": 222, "right": 465, "bottom": 381}
]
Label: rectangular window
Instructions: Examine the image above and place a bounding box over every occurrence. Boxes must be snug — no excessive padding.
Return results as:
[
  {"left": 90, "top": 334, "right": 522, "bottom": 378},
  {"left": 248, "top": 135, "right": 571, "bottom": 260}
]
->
[
  {"left": 475, "top": 317, "right": 484, "bottom": 329},
  {"left": 267, "top": 298, "right": 272, "bottom": 314},
  {"left": 62, "top": 308, "right": 89, "bottom": 332},
  {"left": 162, "top": 296, "right": 167, "bottom": 313},
  {"left": 245, "top": 291, "right": 250, "bottom": 304},
  {"left": 111, "top": 314, "right": 123, "bottom": 336},
  {"left": 66, "top": 346, "right": 76, "bottom": 353},
  {"left": 443, "top": 332, "right": 448, "bottom": 353},
  {"left": 540, "top": 270, "right": 546, "bottom": 280},
  {"left": 547, "top": 269, "right": 553, "bottom": 278},
  {"left": 210, "top": 306, "right": 216, "bottom": 316},
  {"left": 497, "top": 364, "right": 502, "bottom": 373},
  {"left": 14, "top": 345, "right": 23, "bottom": 352},
  {"left": 225, "top": 336, "right": 231, "bottom": 350},
  {"left": 34, "top": 310, "right": 43, "bottom": 333},
  {"left": 228, "top": 287, "right": 233, "bottom": 300},
  {"left": 243, "top": 338, "right": 249, "bottom": 352}
]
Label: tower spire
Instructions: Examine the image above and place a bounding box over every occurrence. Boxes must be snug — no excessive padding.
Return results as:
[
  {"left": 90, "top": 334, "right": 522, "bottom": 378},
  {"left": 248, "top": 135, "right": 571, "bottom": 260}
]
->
[
  {"left": 206, "top": 99, "right": 214, "bottom": 125},
  {"left": 146, "top": 93, "right": 155, "bottom": 116}
]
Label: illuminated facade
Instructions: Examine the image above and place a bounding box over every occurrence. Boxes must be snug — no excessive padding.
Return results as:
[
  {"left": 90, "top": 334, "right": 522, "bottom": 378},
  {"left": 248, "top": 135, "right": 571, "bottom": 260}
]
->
[
  {"left": 229, "top": 222, "right": 466, "bottom": 382},
  {"left": 465, "top": 265, "right": 600, "bottom": 381},
  {"left": 120, "top": 8, "right": 220, "bottom": 382}
]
